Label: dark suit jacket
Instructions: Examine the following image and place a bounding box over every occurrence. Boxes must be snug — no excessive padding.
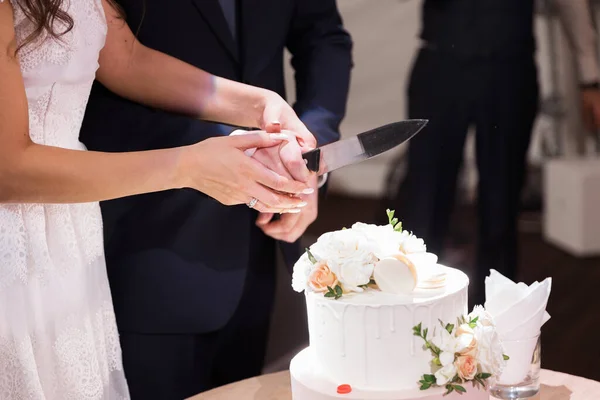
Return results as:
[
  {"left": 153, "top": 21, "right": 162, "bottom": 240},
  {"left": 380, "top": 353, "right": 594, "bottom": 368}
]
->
[{"left": 79, "top": 0, "right": 352, "bottom": 334}]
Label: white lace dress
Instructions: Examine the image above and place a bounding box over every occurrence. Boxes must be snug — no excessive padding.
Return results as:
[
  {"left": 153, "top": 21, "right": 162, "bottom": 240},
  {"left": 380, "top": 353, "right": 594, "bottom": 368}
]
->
[{"left": 0, "top": 1, "right": 129, "bottom": 399}]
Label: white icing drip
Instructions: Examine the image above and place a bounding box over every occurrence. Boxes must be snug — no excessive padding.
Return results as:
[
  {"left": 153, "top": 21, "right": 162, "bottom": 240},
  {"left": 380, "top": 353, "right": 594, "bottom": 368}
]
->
[
  {"left": 340, "top": 305, "right": 348, "bottom": 357},
  {"left": 363, "top": 306, "right": 369, "bottom": 386},
  {"left": 374, "top": 309, "right": 380, "bottom": 339}
]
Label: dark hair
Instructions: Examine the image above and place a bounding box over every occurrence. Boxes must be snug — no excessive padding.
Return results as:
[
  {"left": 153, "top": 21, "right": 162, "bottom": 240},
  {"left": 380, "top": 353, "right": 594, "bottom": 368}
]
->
[{"left": 13, "top": 0, "right": 123, "bottom": 51}]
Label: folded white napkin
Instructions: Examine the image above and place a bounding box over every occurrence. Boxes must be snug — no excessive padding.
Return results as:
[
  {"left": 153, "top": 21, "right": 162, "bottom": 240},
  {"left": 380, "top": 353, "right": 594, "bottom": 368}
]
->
[{"left": 484, "top": 270, "right": 552, "bottom": 384}]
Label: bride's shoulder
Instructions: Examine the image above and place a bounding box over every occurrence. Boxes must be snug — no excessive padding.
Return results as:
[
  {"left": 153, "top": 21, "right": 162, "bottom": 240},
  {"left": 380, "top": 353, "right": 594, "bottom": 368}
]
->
[{"left": 0, "top": 0, "right": 27, "bottom": 26}]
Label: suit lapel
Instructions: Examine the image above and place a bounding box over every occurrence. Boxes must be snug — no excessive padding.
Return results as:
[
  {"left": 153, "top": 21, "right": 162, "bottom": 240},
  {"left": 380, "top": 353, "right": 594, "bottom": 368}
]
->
[{"left": 192, "top": 0, "right": 238, "bottom": 62}]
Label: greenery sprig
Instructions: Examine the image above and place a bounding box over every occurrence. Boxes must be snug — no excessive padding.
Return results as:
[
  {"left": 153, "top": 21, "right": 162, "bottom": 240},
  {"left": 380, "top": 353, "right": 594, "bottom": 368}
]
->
[
  {"left": 412, "top": 322, "right": 473, "bottom": 395},
  {"left": 305, "top": 248, "right": 318, "bottom": 264},
  {"left": 358, "top": 278, "right": 376, "bottom": 290},
  {"left": 386, "top": 209, "right": 403, "bottom": 232}
]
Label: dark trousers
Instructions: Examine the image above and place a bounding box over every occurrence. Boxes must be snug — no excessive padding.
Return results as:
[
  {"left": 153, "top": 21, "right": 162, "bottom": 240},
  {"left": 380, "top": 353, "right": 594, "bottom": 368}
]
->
[
  {"left": 120, "top": 229, "right": 277, "bottom": 400},
  {"left": 394, "top": 47, "right": 538, "bottom": 306}
]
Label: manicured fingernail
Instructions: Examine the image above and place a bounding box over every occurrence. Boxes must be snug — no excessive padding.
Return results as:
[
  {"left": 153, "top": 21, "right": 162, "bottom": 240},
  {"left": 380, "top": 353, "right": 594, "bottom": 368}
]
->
[
  {"left": 287, "top": 208, "right": 302, "bottom": 213},
  {"left": 302, "top": 188, "right": 314, "bottom": 195},
  {"left": 296, "top": 201, "right": 308, "bottom": 208},
  {"left": 269, "top": 133, "right": 289, "bottom": 140},
  {"left": 271, "top": 121, "right": 281, "bottom": 126}
]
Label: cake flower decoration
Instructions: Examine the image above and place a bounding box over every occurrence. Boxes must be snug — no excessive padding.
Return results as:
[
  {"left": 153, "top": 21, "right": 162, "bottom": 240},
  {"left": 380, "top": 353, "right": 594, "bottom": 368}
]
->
[
  {"left": 291, "top": 210, "right": 440, "bottom": 299},
  {"left": 413, "top": 306, "right": 509, "bottom": 395}
]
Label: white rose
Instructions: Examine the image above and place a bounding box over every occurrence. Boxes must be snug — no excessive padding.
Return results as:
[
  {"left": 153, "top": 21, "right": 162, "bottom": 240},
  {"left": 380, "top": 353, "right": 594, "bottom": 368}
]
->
[
  {"left": 432, "top": 326, "right": 466, "bottom": 354},
  {"left": 439, "top": 350, "right": 455, "bottom": 367},
  {"left": 309, "top": 229, "right": 378, "bottom": 292},
  {"left": 473, "top": 324, "right": 507, "bottom": 382},
  {"left": 351, "top": 222, "right": 404, "bottom": 258},
  {"left": 311, "top": 229, "right": 377, "bottom": 263},
  {"left": 468, "top": 305, "right": 496, "bottom": 327},
  {"left": 336, "top": 259, "right": 375, "bottom": 292},
  {"left": 456, "top": 324, "right": 478, "bottom": 354},
  {"left": 399, "top": 231, "right": 427, "bottom": 253},
  {"left": 292, "top": 253, "right": 313, "bottom": 293},
  {"left": 434, "top": 363, "right": 457, "bottom": 386}
]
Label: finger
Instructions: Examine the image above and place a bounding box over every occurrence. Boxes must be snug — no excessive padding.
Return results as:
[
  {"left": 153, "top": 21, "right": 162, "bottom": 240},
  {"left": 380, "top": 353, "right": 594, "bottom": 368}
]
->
[
  {"left": 248, "top": 182, "right": 307, "bottom": 209},
  {"left": 229, "top": 132, "right": 289, "bottom": 150},
  {"left": 294, "top": 125, "right": 317, "bottom": 151},
  {"left": 261, "top": 213, "right": 300, "bottom": 236},
  {"left": 265, "top": 121, "right": 282, "bottom": 134},
  {"left": 256, "top": 212, "right": 274, "bottom": 226},
  {"left": 251, "top": 201, "right": 302, "bottom": 214},
  {"left": 247, "top": 158, "right": 313, "bottom": 195},
  {"left": 279, "top": 138, "right": 311, "bottom": 182}
]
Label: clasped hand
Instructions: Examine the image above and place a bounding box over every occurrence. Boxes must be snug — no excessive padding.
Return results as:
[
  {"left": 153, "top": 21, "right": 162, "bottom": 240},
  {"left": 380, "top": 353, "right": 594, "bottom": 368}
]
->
[
  {"left": 252, "top": 127, "right": 319, "bottom": 243},
  {"left": 181, "top": 93, "right": 318, "bottom": 242}
]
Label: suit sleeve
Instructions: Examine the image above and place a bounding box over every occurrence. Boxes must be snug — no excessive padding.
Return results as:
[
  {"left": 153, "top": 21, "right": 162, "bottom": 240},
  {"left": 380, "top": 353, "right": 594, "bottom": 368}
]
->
[
  {"left": 286, "top": 0, "right": 353, "bottom": 146},
  {"left": 555, "top": 0, "right": 600, "bottom": 84}
]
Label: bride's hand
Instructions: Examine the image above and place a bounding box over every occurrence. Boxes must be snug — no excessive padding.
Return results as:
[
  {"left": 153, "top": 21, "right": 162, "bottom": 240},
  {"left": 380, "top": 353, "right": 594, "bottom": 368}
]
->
[{"left": 180, "top": 133, "right": 313, "bottom": 213}]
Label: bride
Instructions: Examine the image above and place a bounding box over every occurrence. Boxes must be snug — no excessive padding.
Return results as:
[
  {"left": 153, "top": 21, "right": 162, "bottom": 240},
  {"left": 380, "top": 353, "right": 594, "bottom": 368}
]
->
[{"left": 0, "top": 0, "right": 315, "bottom": 398}]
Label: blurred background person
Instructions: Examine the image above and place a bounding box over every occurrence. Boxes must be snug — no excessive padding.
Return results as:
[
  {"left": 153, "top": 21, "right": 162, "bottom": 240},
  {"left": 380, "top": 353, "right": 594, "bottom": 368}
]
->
[
  {"left": 384, "top": 0, "right": 599, "bottom": 307},
  {"left": 555, "top": 0, "right": 600, "bottom": 134}
]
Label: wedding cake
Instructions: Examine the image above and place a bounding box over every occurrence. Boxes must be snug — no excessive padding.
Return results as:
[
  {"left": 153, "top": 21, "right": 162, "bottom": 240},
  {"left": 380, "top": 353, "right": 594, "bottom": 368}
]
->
[{"left": 289, "top": 211, "right": 507, "bottom": 400}]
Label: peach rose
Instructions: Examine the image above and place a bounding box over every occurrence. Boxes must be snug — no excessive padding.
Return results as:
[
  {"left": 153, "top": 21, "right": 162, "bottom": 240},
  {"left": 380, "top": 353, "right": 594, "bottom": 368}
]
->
[
  {"left": 308, "top": 261, "right": 339, "bottom": 292},
  {"left": 455, "top": 355, "right": 478, "bottom": 381}
]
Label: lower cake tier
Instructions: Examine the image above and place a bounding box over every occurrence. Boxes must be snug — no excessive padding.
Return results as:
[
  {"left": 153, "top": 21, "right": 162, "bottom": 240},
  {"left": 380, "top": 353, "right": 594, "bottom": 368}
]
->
[{"left": 290, "top": 348, "right": 489, "bottom": 400}]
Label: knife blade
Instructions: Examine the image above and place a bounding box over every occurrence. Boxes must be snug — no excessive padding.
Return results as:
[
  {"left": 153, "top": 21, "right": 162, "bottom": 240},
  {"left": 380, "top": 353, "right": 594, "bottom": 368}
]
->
[{"left": 302, "top": 119, "right": 428, "bottom": 175}]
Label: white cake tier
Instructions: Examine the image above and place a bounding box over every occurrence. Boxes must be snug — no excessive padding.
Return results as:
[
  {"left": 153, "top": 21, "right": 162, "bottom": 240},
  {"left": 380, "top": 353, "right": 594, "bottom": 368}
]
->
[
  {"left": 306, "top": 265, "right": 469, "bottom": 391},
  {"left": 291, "top": 347, "right": 488, "bottom": 400}
]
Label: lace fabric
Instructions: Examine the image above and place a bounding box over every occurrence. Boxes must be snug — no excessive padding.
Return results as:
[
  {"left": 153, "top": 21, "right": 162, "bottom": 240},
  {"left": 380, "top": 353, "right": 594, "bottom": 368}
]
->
[{"left": 1, "top": 1, "right": 129, "bottom": 398}]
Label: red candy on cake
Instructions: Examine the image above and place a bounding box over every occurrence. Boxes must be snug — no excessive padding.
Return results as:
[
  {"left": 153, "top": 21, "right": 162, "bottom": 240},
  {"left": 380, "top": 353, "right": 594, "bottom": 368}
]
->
[{"left": 337, "top": 384, "right": 352, "bottom": 394}]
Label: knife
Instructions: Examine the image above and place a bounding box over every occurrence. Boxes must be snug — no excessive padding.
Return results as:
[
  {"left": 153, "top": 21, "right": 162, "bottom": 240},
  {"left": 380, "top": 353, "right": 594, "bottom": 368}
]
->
[{"left": 302, "top": 119, "right": 428, "bottom": 175}]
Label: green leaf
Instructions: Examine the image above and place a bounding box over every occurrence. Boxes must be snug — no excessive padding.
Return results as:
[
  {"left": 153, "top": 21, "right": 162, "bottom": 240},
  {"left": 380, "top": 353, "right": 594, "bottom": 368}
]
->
[
  {"left": 423, "top": 327, "right": 429, "bottom": 339},
  {"left": 419, "top": 383, "right": 431, "bottom": 390},
  {"left": 335, "top": 285, "right": 343, "bottom": 296},
  {"left": 305, "top": 248, "right": 318, "bottom": 264},
  {"left": 478, "top": 373, "right": 492, "bottom": 380},
  {"left": 385, "top": 209, "right": 403, "bottom": 231},
  {"left": 324, "top": 286, "right": 337, "bottom": 299},
  {"left": 468, "top": 316, "right": 479, "bottom": 328},
  {"left": 445, "top": 323, "right": 454, "bottom": 334},
  {"left": 432, "top": 357, "right": 442, "bottom": 367},
  {"left": 503, "top": 354, "right": 510, "bottom": 361},
  {"left": 454, "top": 385, "right": 467, "bottom": 393},
  {"left": 413, "top": 322, "right": 422, "bottom": 336},
  {"left": 445, "top": 384, "right": 455, "bottom": 395},
  {"left": 423, "top": 374, "right": 436, "bottom": 383}
]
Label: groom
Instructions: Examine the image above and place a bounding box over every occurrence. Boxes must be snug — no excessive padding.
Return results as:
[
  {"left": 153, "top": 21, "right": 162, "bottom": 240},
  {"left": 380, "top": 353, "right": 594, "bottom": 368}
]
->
[{"left": 80, "top": 0, "right": 352, "bottom": 399}]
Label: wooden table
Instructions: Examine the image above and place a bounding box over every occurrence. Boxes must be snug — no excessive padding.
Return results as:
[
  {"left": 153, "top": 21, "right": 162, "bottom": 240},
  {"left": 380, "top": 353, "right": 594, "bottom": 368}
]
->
[{"left": 190, "top": 369, "right": 600, "bottom": 400}]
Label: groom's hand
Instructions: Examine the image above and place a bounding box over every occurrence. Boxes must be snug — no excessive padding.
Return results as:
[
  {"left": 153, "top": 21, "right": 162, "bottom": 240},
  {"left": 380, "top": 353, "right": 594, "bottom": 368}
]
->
[
  {"left": 252, "top": 128, "right": 318, "bottom": 242},
  {"left": 252, "top": 130, "right": 311, "bottom": 183},
  {"left": 256, "top": 176, "right": 318, "bottom": 243}
]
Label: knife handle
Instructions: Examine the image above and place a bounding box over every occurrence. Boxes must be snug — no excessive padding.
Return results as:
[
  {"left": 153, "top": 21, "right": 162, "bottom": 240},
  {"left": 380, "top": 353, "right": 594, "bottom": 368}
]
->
[{"left": 302, "top": 148, "right": 321, "bottom": 173}]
